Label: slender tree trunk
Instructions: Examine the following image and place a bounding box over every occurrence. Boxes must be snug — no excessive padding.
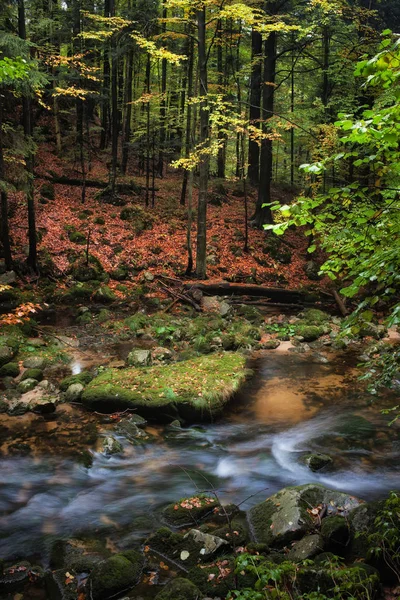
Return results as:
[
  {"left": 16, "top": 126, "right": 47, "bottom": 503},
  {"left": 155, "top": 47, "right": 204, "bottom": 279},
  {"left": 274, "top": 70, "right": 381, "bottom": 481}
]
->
[
  {"left": 195, "top": 7, "right": 209, "bottom": 279},
  {"left": 109, "top": 0, "right": 118, "bottom": 195},
  {"left": 0, "top": 99, "right": 12, "bottom": 270},
  {"left": 186, "top": 169, "right": 194, "bottom": 275},
  {"left": 121, "top": 46, "right": 134, "bottom": 175},
  {"left": 247, "top": 29, "right": 262, "bottom": 186},
  {"left": 18, "top": 0, "right": 37, "bottom": 271},
  {"left": 180, "top": 24, "right": 194, "bottom": 206},
  {"left": 254, "top": 30, "right": 276, "bottom": 228},
  {"left": 158, "top": 0, "right": 167, "bottom": 177},
  {"left": 216, "top": 19, "right": 225, "bottom": 179},
  {"left": 100, "top": 0, "right": 111, "bottom": 149},
  {"left": 290, "top": 33, "right": 295, "bottom": 187},
  {"left": 145, "top": 54, "right": 151, "bottom": 207}
]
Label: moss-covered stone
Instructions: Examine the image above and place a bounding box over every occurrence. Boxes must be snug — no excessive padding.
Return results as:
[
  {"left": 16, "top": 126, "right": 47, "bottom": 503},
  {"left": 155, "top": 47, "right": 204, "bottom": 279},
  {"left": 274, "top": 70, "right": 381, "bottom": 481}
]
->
[
  {"left": 154, "top": 577, "right": 201, "bottom": 600},
  {"left": 18, "top": 378, "right": 39, "bottom": 392},
  {"left": 0, "top": 346, "right": 15, "bottom": 367},
  {"left": 59, "top": 370, "right": 93, "bottom": 392},
  {"left": 21, "top": 368, "right": 43, "bottom": 382},
  {"left": 71, "top": 261, "right": 105, "bottom": 283},
  {"left": 162, "top": 495, "right": 219, "bottom": 528},
  {"left": 294, "top": 325, "right": 324, "bottom": 342},
  {"left": 82, "top": 353, "right": 250, "bottom": 420},
  {"left": 76, "top": 311, "right": 92, "bottom": 325},
  {"left": 321, "top": 516, "right": 350, "bottom": 551},
  {"left": 302, "top": 309, "right": 330, "bottom": 325},
  {"left": 89, "top": 550, "right": 144, "bottom": 600},
  {"left": 93, "top": 286, "right": 116, "bottom": 303},
  {"left": 0, "top": 362, "right": 19, "bottom": 377},
  {"left": 287, "top": 534, "right": 324, "bottom": 562},
  {"left": 304, "top": 453, "right": 333, "bottom": 472},
  {"left": 41, "top": 183, "right": 55, "bottom": 200}
]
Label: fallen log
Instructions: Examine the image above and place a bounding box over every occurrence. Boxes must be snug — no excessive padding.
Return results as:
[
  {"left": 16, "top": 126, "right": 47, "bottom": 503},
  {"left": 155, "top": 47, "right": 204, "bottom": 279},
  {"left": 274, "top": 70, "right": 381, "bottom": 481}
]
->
[
  {"left": 41, "top": 174, "right": 158, "bottom": 194},
  {"left": 183, "top": 282, "right": 305, "bottom": 304}
]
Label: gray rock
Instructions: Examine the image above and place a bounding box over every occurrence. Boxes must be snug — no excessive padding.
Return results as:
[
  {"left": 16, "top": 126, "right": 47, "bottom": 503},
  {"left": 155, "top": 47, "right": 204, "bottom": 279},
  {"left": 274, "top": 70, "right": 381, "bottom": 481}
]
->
[
  {"left": 117, "top": 418, "right": 149, "bottom": 443},
  {"left": 127, "top": 349, "right": 151, "bottom": 367},
  {"left": 23, "top": 356, "right": 46, "bottom": 369},
  {"left": 65, "top": 383, "right": 84, "bottom": 402},
  {"left": 184, "top": 529, "right": 228, "bottom": 557},
  {"left": 0, "top": 346, "right": 14, "bottom": 367},
  {"left": 287, "top": 534, "right": 324, "bottom": 562},
  {"left": 103, "top": 436, "right": 123, "bottom": 456},
  {"left": 304, "top": 261, "right": 320, "bottom": 281},
  {"left": 305, "top": 453, "right": 333, "bottom": 472},
  {"left": 0, "top": 270, "right": 17, "bottom": 285},
  {"left": 17, "top": 378, "right": 39, "bottom": 393},
  {"left": 151, "top": 347, "right": 173, "bottom": 362},
  {"left": 26, "top": 337, "right": 47, "bottom": 347},
  {"left": 248, "top": 484, "right": 363, "bottom": 548}
]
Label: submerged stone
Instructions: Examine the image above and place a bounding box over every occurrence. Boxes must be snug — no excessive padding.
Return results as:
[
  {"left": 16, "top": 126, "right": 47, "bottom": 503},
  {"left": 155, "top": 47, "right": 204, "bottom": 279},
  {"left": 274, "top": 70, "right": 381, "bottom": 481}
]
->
[
  {"left": 304, "top": 453, "right": 333, "bottom": 472},
  {"left": 103, "top": 436, "right": 123, "bottom": 456}
]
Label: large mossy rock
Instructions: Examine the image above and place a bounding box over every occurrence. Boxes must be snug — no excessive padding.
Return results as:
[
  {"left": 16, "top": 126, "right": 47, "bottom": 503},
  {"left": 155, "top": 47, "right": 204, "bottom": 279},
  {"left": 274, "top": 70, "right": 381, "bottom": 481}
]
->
[
  {"left": 154, "top": 578, "right": 201, "bottom": 600},
  {"left": 162, "top": 495, "right": 220, "bottom": 528},
  {"left": 89, "top": 550, "right": 144, "bottom": 600},
  {"left": 248, "top": 484, "right": 363, "bottom": 548},
  {"left": 82, "top": 353, "right": 250, "bottom": 421}
]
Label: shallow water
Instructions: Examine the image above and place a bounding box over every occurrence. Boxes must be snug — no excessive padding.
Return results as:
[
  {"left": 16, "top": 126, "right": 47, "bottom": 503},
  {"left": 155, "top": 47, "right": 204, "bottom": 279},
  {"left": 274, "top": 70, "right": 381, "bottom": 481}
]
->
[{"left": 0, "top": 349, "right": 399, "bottom": 563}]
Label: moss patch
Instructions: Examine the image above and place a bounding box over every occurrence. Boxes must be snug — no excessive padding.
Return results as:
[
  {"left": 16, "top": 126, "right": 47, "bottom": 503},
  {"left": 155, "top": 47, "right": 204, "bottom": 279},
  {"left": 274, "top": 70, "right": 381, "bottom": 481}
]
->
[
  {"left": 60, "top": 370, "right": 93, "bottom": 392},
  {"left": 82, "top": 352, "right": 250, "bottom": 421},
  {"left": 89, "top": 551, "right": 144, "bottom": 600}
]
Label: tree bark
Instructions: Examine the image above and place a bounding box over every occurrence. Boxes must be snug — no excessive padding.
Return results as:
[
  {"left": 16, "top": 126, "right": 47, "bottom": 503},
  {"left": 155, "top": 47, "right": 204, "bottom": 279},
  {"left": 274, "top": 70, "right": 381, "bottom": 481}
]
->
[
  {"left": 180, "top": 23, "right": 194, "bottom": 206},
  {"left": 253, "top": 30, "right": 276, "bottom": 228},
  {"left": 247, "top": 29, "right": 262, "bottom": 186},
  {"left": 109, "top": 0, "right": 118, "bottom": 195},
  {"left": 0, "top": 98, "right": 12, "bottom": 270},
  {"left": 195, "top": 7, "right": 209, "bottom": 279},
  {"left": 121, "top": 45, "right": 134, "bottom": 175},
  {"left": 158, "top": 0, "right": 167, "bottom": 177},
  {"left": 100, "top": 0, "right": 111, "bottom": 150}
]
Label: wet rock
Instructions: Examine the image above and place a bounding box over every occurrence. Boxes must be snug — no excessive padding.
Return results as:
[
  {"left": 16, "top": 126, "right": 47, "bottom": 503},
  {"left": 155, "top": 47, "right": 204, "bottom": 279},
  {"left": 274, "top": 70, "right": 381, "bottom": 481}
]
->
[
  {"left": 89, "top": 550, "right": 144, "bottom": 600},
  {"left": 0, "top": 346, "right": 14, "bottom": 367},
  {"left": 0, "top": 561, "right": 43, "bottom": 593},
  {"left": 321, "top": 516, "right": 350, "bottom": 551},
  {"left": 117, "top": 419, "right": 149, "bottom": 444},
  {"left": 17, "top": 378, "right": 39, "bottom": 393},
  {"left": 304, "top": 453, "right": 333, "bottom": 472},
  {"left": 304, "top": 260, "right": 320, "bottom": 281},
  {"left": 248, "top": 484, "right": 363, "bottom": 548},
  {"left": 46, "top": 568, "right": 80, "bottom": 600},
  {"left": 128, "top": 414, "right": 147, "bottom": 427},
  {"left": 21, "top": 368, "right": 43, "bottom": 382},
  {"left": 0, "top": 362, "right": 19, "bottom": 377},
  {"left": 23, "top": 356, "right": 46, "bottom": 369},
  {"left": 154, "top": 577, "right": 201, "bottom": 600},
  {"left": 337, "top": 414, "right": 376, "bottom": 441},
  {"left": 294, "top": 325, "right": 324, "bottom": 342},
  {"left": 163, "top": 495, "right": 219, "bottom": 528},
  {"left": 102, "top": 436, "right": 123, "bottom": 456},
  {"left": 185, "top": 529, "right": 228, "bottom": 556},
  {"left": 60, "top": 371, "right": 93, "bottom": 392},
  {"left": 260, "top": 339, "right": 280, "bottom": 350},
  {"left": 127, "top": 349, "right": 151, "bottom": 367},
  {"left": 288, "top": 534, "right": 324, "bottom": 562},
  {"left": 65, "top": 383, "right": 84, "bottom": 402},
  {"left": 169, "top": 419, "right": 181, "bottom": 428}
]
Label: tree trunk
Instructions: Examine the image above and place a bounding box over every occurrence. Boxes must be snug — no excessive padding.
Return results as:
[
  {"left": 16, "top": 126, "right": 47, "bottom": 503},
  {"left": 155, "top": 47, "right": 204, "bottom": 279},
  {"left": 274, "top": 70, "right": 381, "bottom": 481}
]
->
[
  {"left": 0, "top": 98, "right": 12, "bottom": 269},
  {"left": 100, "top": 0, "right": 111, "bottom": 150},
  {"left": 216, "top": 18, "right": 225, "bottom": 179},
  {"left": 195, "top": 7, "right": 209, "bottom": 279},
  {"left": 121, "top": 46, "right": 134, "bottom": 175},
  {"left": 18, "top": 0, "right": 37, "bottom": 271},
  {"left": 247, "top": 29, "right": 262, "bottom": 186},
  {"left": 158, "top": 0, "right": 167, "bottom": 177},
  {"left": 109, "top": 0, "right": 118, "bottom": 195},
  {"left": 253, "top": 30, "right": 276, "bottom": 228},
  {"left": 180, "top": 23, "right": 194, "bottom": 206}
]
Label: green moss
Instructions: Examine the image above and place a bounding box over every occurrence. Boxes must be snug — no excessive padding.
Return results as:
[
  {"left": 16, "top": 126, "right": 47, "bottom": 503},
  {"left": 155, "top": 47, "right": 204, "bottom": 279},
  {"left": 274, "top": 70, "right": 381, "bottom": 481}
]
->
[
  {"left": 94, "top": 216, "right": 105, "bottom": 225},
  {"left": 124, "top": 313, "right": 149, "bottom": 333},
  {"left": 21, "top": 368, "right": 43, "bottom": 382},
  {"left": 60, "top": 371, "right": 93, "bottom": 392},
  {"left": 71, "top": 260, "right": 105, "bottom": 283},
  {"left": 76, "top": 311, "right": 92, "bottom": 325},
  {"left": 302, "top": 309, "right": 330, "bottom": 325},
  {"left": 93, "top": 286, "right": 116, "bottom": 303},
  {"left": 0, "top": 362, "right": 19, "bottom": 377},
  {"left": 294, "top": 324, "right": 324, "bottom": 341},
  {"left": 68, "top": 230, "right": 87, "bottom": 244},
  {"left": 40, "top": 183, "right": 55, "bottom": 200},
  {"left": 154, "top": 578, "right": 201, "bottom": 600},
  {"left": 82, "top": 352, "right": 250, "bottom": 420},
  {"left": 97, "top": 309, "right": 112, "bottom": 324},
  {"left": 89, "top": 551, "right": 144, "bottom": 600},
  {"left": 62, "top": 282, "right": 98, "bottom": 302}
]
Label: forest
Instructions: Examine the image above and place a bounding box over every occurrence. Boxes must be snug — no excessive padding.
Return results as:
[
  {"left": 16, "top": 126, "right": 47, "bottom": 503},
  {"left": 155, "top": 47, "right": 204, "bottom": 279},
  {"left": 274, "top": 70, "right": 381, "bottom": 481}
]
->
[{"left": 0, "top": 0, "right": 400, "bottom": 599}]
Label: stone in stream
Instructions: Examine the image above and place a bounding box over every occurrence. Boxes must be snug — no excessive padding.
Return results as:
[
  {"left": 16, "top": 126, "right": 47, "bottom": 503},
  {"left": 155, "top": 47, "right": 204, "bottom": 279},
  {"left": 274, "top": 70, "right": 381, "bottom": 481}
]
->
[
  {"left": 88, "top": 550, "right": 144, "bottom": 600},
  {"left": 248, "top": 484, "right": 363, "bottom": 548},
  {"left": 154, "top": 578, "right": 201, "bottom": 600},
  {"left": 304, "top": 453, "right": 333, "bottom": 472},
  {"left": 102, "top": 435, "right": 123, "bottom": 456},
  {"left": 23, "top": 356, "right": 46, "bottom": 369},
  {"left": 162, "top": 495, "right": 219, "bottom": 528},
  {"left": 65, "top": 382, "right": 84, "bottom": 402}
]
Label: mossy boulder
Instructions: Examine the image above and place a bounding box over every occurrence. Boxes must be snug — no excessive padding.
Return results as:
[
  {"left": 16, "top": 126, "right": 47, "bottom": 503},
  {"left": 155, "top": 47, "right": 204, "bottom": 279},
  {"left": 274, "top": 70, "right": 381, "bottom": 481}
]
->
[
  {"left": 120, "top": 205, "right": 153, "bottom": 233},
  {"left": 301, "top": 309, "right": 330, "bottom": 325},
  {"left": 71, "top": 261, "right": 105, "bottom": 283},
  {"left": 82, "top": 353, "right": 250, "bottom": 421},
  {"left": 21, "top": 368, "right": 43, "bottom": 382},
  {"left": 248, "top": 484, "right": 363, "bottom": 548},
  {"left": 18, "top": 378, "right": 39, "bottom": 393},
  {"left": 68, "top": 230, "right": 87, "bottom": 245},
  {"left": 65, "top": 383, "right": 84, "bottom": 402},
  {"left": 93, "top": 286, "right": 116, "bottom": 303},
  {"left": 60, "top": 371, "right": 93, "bottom": 392},
  {"left": 304, "top": 453, "right": 333, "bottom": 472},
  {"left": 287, "top": 534, "right": 324, "bottom": 562},
  {"left": 102, "top": 435, "right": 123, "bottom": 456},
  {"left": 321, "top": 516, "right": 350, "bottom": 551},
  {"left": 89, "top": 550, "right": 144, "bottom": 600},
  {"left": 294, "top": 324, "right": 324, "bottom": 342},
  {"left": 154, "top": 577, "right": 201, "bottom": 600},
  {"left": 0, "top": 346, "right": 15, "bottom": 367},
  {"left": 163, "top": 495, "right": 219, "bottom": 528},
  {"left": 0, "top": 362, "right": 19, "bottom": 377}
]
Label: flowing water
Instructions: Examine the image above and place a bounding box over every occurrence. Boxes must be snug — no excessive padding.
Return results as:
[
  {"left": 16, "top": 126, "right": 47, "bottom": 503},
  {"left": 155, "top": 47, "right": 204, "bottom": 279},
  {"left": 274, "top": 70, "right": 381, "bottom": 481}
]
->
[{"left": 0, "top": 346, "right": 399, "bottom": 565}]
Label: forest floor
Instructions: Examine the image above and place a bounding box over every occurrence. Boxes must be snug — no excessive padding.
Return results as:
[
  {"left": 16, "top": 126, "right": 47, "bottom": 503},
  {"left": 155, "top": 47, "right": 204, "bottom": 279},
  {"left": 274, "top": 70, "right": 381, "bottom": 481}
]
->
[{"left": 6, "top": 142, "right": 329, "bottom": 298}]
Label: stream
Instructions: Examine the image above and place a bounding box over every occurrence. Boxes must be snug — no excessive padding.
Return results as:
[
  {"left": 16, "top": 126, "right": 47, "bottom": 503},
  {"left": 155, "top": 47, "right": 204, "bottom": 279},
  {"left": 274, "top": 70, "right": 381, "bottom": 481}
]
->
[{"left": 0, "top": 346, "right": 399, "bottom": 566}]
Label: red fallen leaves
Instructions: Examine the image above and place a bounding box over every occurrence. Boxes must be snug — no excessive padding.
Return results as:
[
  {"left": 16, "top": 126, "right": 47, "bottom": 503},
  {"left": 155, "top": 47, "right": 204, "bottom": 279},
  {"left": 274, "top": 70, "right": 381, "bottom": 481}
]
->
[
  {"left": 201, "top": 559, "right": 232, "bottom": 582},
  {"left": 174, "top": 496, "right": 215, "bottom": 510},
  {"left": 8, "top": 141, "right": 329, "bottom": 292}
]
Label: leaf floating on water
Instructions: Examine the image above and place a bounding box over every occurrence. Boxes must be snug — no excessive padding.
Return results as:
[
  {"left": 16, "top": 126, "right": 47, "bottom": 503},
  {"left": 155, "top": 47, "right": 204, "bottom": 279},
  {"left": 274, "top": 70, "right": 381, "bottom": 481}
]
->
[{"left": 180, "top": 550, "right": 190, "bottom": 561}]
